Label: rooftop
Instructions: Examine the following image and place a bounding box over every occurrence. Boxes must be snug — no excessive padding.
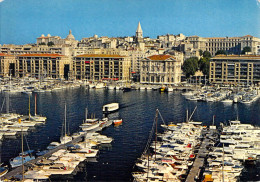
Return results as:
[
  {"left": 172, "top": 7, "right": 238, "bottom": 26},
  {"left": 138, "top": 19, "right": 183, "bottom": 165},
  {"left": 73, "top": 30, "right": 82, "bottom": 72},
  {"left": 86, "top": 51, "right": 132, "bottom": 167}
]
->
[
  {"left": 17, "top": 53, "right": 64, "bottom": 57},
  {"left": 0, "top": 53, "right": 14, "bottom": 57},
  {"left": 75, "top": 54, "right": 125, "bottom": 58},
  {"left": 147, "top": 55, "right": 175, "bottom": 61},
  {"left": 212, "top": 54, "right": 260, "bottom": 60}
]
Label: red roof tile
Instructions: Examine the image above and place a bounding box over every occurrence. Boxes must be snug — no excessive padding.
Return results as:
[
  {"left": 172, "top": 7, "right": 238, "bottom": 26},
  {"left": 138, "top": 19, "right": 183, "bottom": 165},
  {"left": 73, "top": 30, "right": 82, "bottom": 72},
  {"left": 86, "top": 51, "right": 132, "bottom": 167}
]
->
[
  {"left": 0, "top": 53, "right": 14, "bottom": 57},
  {"left": 147, "top": 55, "right": 174, "bottom": 61}
]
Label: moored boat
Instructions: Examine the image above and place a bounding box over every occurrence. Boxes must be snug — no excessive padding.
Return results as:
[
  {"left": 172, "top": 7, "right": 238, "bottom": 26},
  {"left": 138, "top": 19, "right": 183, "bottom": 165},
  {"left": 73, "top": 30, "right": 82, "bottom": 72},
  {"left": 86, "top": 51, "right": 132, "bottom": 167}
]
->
[
  {"left": 102, "top": 103, "right": 119, "bottom": 114},
  {"left": 0, "top": 166, "right": 8, "bottom": 177},
  {"left": 113, "top": 119, "right": 123, "bottom": 125},
  {"left": 9, "top": 150, "right": 35, "bottom": 168}
]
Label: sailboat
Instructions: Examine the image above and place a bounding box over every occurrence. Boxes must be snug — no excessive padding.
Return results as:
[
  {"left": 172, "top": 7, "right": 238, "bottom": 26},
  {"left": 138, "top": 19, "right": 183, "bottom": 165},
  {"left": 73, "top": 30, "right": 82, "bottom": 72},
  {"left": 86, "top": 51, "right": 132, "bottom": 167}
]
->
[
  {"left": 79, "top": 108, "right": 101, "bottom": 132},
  {"left": 29, "top": 94, "right": 47, "bottom": 122},
  {"left": 9, "top": 118, "right": 35, "bottom": 168},
  {"left": 60, "top": 104, "right": 72, "bottom": 144}
]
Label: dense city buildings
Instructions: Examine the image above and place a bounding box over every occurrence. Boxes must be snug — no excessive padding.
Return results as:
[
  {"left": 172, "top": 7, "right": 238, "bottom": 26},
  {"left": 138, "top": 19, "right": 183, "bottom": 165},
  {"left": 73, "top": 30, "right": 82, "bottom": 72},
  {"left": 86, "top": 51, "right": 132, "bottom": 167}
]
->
[
  {"left": 0, "top": 22, "right": 260, "bottom": 84},
  {"left": 209, "top": 55, "right": 260, "bottom": 84}
]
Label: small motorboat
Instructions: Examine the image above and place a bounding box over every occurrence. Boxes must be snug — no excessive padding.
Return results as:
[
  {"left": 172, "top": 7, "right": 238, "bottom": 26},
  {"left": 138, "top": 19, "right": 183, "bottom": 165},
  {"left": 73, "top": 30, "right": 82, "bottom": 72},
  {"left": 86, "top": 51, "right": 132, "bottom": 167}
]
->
[
  {"left": 102, "top": 103, "right": 119, "bottom": 114},
  {"left": 0, "top": 165, "right": 8, "bottom": 177},
  {"left": 113, "top": 119, "right": 123, "bottom": 125}
]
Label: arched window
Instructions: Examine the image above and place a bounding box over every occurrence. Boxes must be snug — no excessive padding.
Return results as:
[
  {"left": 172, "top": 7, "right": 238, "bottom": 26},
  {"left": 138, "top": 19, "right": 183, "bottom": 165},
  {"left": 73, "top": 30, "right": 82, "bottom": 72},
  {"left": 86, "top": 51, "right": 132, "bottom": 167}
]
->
[
  {"left": 161, "top": 76, "right": 164, "bottom": 82},
  {"left": 151, "top": 76, "right": 154, "bottom": 82}
]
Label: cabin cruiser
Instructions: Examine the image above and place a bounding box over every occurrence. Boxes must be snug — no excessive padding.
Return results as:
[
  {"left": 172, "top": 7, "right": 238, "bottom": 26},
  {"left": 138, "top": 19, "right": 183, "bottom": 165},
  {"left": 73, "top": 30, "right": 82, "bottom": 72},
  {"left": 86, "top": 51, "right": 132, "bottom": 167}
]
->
[{"left": 102, "top": 103, "right": 119, "bottom": 114}]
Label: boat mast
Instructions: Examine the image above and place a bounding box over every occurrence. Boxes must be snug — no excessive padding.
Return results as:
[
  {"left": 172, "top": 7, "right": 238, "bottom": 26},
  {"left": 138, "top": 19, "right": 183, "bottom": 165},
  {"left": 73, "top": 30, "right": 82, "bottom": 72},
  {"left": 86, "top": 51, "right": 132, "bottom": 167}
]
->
[
  {"left": 65, "top": 104, "right": 67, "bottom": 137},
  {"left": 85, "top": 108, "right": 88, "bottom": 120},
  {"left": 222, "top": 143, "right": 224, "bottom": 182},
  {"left": 155, "top": 109, "right": 158, "bottom": 160},
  {"left": 186, "top": 109, "right": 189, "bottom": 122},
  {"left": 6, "top": 72, "right": 11, "bottom": 114},
  {"left": 35, "top": 94, "right": 37, "bottom": 116},
  {"left": 29, "top": 95, "right": 30, "bottom": 121},
  {"left": 20, "top": 118, "right": 24, "bottom": 181}
]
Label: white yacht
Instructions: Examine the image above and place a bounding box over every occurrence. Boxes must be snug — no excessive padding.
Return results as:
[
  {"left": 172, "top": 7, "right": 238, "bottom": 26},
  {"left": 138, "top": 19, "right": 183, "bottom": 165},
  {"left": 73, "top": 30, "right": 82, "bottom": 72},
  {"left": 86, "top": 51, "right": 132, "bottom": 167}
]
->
[{"left": 102, "top": 103, "right": 119, "bottom": 113}]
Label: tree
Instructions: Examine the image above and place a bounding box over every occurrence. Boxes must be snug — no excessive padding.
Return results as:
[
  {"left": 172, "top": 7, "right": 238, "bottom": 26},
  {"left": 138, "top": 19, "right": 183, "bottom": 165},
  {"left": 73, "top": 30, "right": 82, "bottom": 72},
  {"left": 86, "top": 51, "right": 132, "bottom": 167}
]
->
[
  {"left": 199, "top": 57, "right": 210, "bottom": 76},
  {"left": 39, "top": 42, "right": 46, "bottom": 45},
  {"left": 182, "top": 57, "right": 199, "bottom": 78},
  {"left": 199, "top": 49, "right": 203, "bottom": 56},
  {"left": 215, "top": 50, "right": 227, "bottom": 55},
  {"left": 47, "top": 41, "right": 54, "bottom": 46},
  {"left": 241, "top": 46, "right": 251, "bottom": 54},
  {"left": 202, "top": 51, "right": 211, "bottom": 58}
]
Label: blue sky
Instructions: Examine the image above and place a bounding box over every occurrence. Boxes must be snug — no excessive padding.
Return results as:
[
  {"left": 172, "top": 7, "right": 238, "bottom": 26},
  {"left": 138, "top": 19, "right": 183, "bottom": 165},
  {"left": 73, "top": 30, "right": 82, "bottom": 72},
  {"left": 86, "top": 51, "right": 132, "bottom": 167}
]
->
[{"left": 0, "top": 0, "right": 259, "bottom": 45}]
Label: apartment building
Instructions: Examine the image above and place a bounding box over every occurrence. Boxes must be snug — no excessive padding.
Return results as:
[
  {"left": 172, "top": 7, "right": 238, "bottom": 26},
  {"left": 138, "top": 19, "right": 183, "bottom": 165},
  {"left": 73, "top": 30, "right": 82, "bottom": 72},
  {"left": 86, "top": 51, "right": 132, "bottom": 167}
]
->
[
  {"left": 73, "top": 54, "right": 131, "bottom": 81},
  {"left": 209, "top": 55, "right": 260, "bottom": 84},
  {"left": 16, "top": 53, "right": 70, "bottom": 79},
  {"left": 0, "top": 53, "right": 16, "bottom": 77},
  {"left": 140, "top": 55, "right": 182, "bottom": 85}
]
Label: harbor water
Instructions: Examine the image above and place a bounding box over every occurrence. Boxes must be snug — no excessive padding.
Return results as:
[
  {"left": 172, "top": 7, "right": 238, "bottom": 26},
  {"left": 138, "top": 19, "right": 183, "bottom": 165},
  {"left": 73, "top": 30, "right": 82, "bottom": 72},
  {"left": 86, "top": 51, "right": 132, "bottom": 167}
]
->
[{"left": 0, "top": 87, "right": 259, "bottom": 181}]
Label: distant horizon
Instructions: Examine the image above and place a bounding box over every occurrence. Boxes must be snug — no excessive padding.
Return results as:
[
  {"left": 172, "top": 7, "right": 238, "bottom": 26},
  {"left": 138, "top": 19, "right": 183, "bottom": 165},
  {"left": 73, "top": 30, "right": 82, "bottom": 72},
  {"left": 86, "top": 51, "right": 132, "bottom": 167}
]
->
[{"left": 0, "top": 0, "right": 259, "bottom": 45}]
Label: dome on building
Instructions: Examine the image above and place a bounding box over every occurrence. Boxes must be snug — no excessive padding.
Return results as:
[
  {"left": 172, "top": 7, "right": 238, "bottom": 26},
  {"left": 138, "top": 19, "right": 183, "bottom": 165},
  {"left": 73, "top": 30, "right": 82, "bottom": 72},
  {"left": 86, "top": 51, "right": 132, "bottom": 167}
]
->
[
  {"left": 41, "top": 34, "right": 45, "bottom": 37},
  {"left": 66, "top": 30, "right": 75, "bottom": 40},
  {"left": 47, "top": 34, "right": 51, "bottom": 37},
  {"left": 93, "top": 34, "right": 98, "bottom": 39}
]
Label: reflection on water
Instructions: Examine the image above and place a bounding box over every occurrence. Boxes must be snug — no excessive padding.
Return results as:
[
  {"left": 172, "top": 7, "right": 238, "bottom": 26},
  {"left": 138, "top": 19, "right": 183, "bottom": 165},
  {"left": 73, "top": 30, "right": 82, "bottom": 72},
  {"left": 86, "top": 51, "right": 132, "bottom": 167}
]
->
[{"left": 0, "top": 88, "right": 259, "bottom": 181}]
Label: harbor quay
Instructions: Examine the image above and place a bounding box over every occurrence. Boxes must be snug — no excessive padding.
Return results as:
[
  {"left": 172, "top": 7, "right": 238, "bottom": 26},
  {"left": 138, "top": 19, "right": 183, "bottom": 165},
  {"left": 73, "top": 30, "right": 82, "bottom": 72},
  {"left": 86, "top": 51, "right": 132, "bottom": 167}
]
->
[{"left": 1, "top": 0, "right": 259, "bottom": 181}]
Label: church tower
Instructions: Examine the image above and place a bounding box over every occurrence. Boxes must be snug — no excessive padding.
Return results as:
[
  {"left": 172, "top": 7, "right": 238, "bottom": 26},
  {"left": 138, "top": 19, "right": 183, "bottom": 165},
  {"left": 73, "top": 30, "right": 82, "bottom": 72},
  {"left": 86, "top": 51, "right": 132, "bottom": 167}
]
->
[{"left": 135, "top": 22, "right": 143, "bottom": 42}]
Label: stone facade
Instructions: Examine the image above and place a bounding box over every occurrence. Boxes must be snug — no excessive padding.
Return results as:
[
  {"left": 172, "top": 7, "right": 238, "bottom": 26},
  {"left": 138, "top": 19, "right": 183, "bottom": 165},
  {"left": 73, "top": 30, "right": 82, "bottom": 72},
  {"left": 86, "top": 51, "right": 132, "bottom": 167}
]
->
[
  {"left": 186, "top": 35, "right": 260, "bottom": 56},
  {"left": 140, "top": 55, "right": 182, "bottom": 85}
]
